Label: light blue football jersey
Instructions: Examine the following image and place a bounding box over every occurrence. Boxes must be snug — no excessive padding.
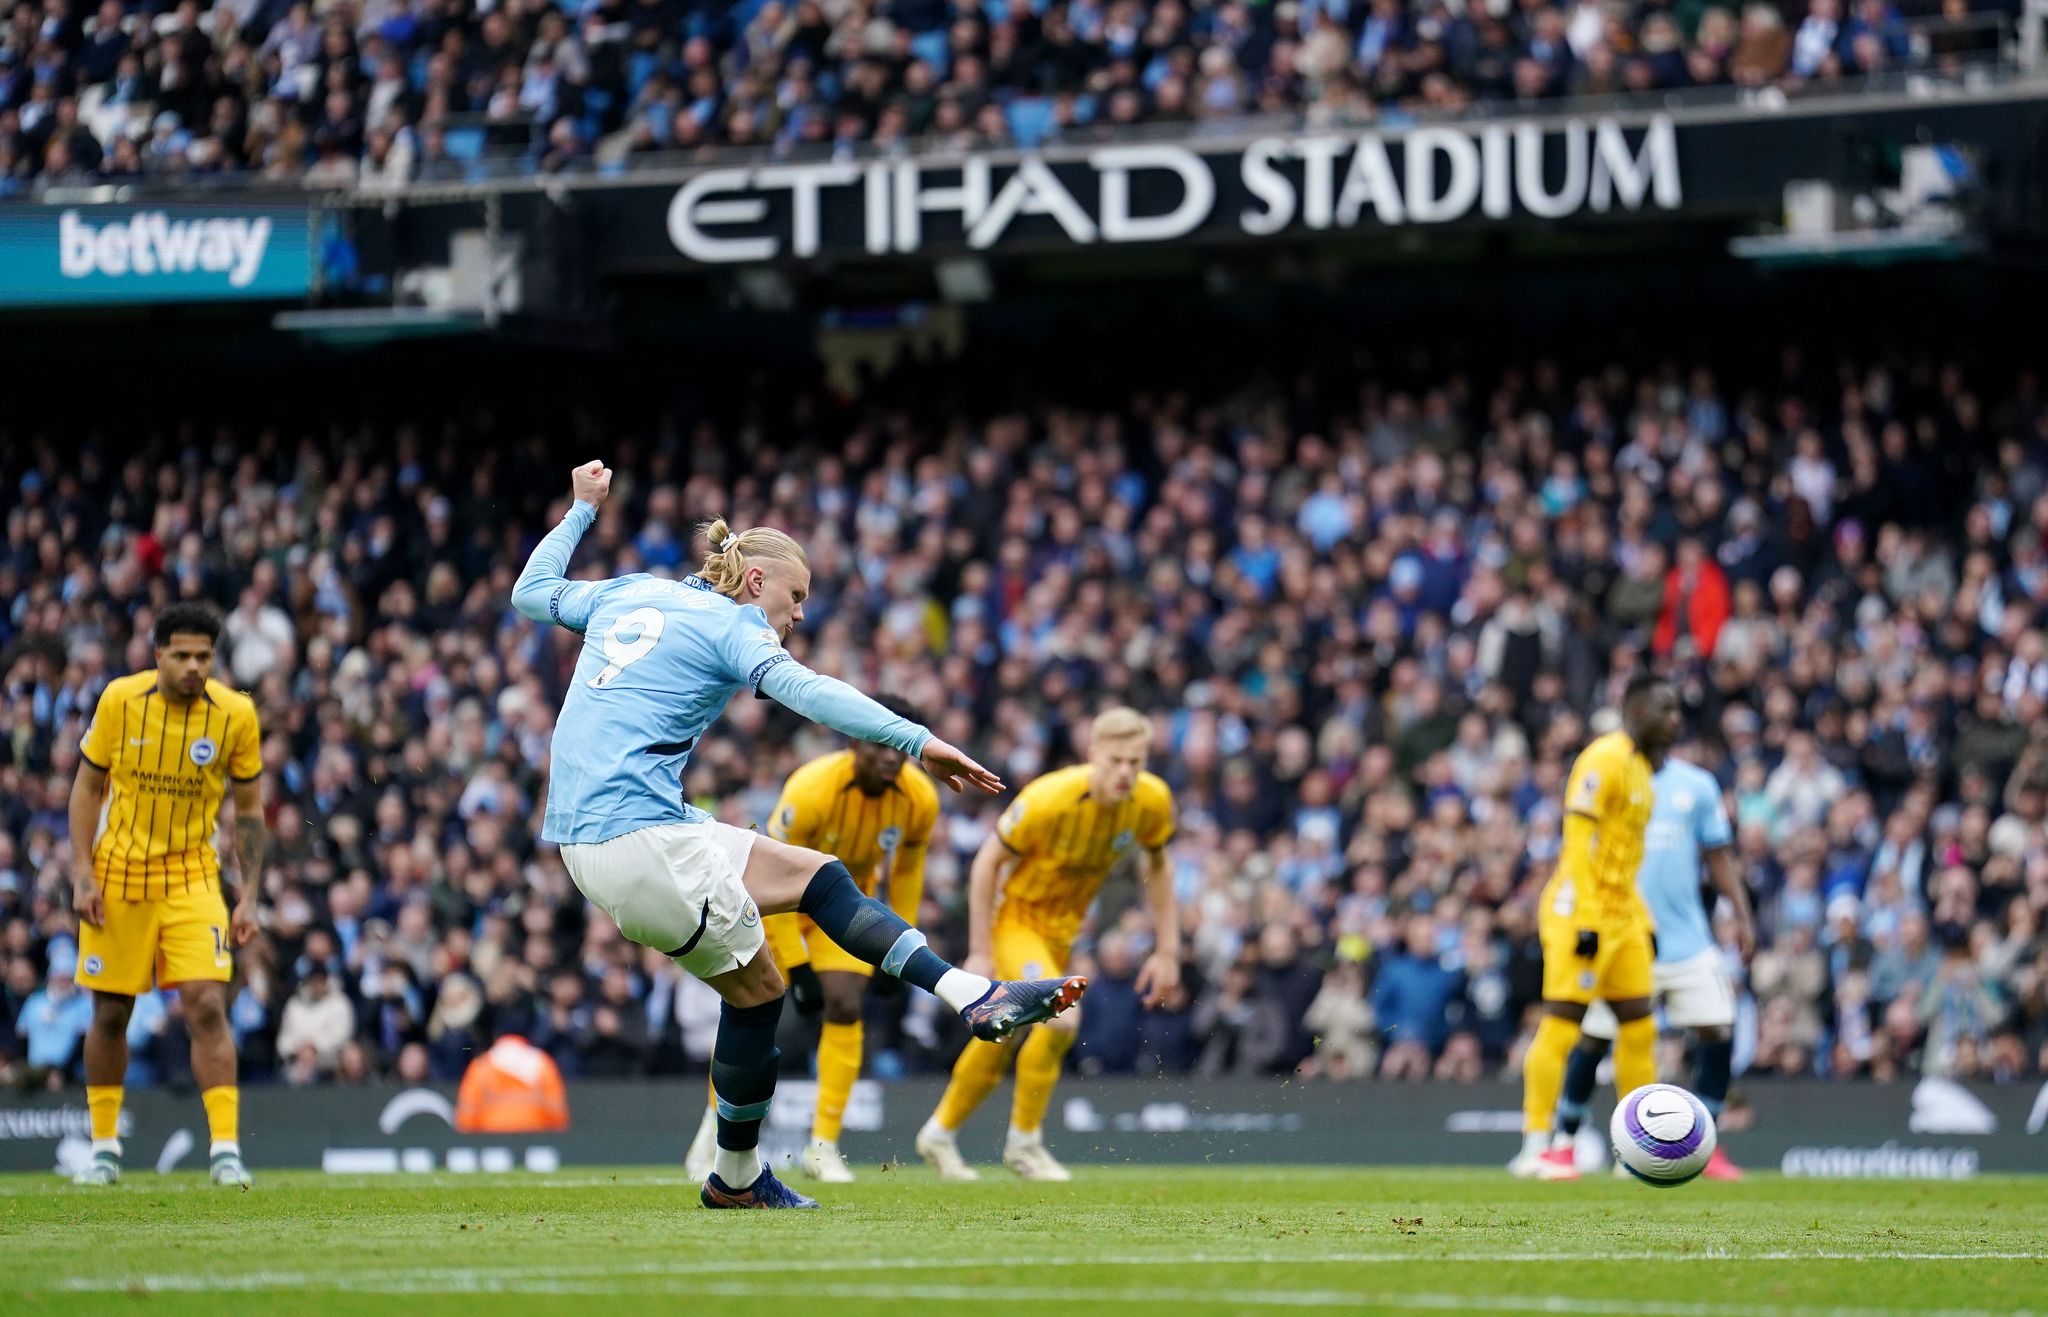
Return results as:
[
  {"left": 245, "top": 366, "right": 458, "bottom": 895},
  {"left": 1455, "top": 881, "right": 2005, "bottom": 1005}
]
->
[
  {"left": 513, "top": 502, "right": 931, "bottom": 846},
  {"left": 1637, "top": 757, "right": 1734, "bottom": 964},
  {"left": 512, "top": 503, "right": 785, "bottom": 844}
]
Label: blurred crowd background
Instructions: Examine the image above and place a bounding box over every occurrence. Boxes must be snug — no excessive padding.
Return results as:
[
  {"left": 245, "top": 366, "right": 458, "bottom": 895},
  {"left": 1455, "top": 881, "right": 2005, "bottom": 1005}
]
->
[
  {"left": 0, "top": 0, "right": 2021, "bottom": 190},
  {"left": 3, "top": 322, "right": 2046, "bottom": 1099}
]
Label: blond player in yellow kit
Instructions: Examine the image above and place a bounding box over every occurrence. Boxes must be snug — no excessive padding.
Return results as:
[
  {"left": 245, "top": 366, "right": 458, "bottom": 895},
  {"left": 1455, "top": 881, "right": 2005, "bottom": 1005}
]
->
[
  {"left": 915, "top": 707, "right": 1180, "bottom": 1181},
  {"left": 684, "top": 711, "right": 940, "bottom": 1183},
  {"left": 68, "top": 602, "right": 266, "bottom": 1188},
  {"left": 1514, "top": 673, "right": 1682, "bottom": 1181}
]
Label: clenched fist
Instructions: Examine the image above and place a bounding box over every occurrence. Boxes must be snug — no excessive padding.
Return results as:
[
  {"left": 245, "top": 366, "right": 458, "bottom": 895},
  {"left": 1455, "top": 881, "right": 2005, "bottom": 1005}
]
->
[{"left": 572, "top": 460, "right": 612, "bottom": 510}]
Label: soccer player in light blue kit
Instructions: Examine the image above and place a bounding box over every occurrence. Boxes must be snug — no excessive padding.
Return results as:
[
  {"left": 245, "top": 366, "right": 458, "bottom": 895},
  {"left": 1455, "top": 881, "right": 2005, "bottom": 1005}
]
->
[
  {"left": 1548, "top": 740, "right": 1757, "bottom": 1181},
  {"left": 512, "top": 461, "right": 1087, "bottom": 1209}
]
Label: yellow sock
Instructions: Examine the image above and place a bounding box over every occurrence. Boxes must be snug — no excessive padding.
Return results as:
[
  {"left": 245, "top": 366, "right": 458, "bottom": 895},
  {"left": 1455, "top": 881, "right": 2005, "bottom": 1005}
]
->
[
  {"left": 812, "top": 1019, "right": 863, "bottom": 1142},
  {"left": 87, "top": 1086, "right": 123, "bottom": 1143},
  {"left": 201, "top": 1086, "right": 240, "bottom": 1147},
  {"left": 933, "top": 1038, "right": 1014, "bottom": 1132},
  {"left": 1522, "top": 1014, "right": 1580, "bottom": 1134},
  {"left": 1614, "top": 1016, "right": 1658, "bottom": 1099},
  {"left": 1009, "top": 1026, "right": 1076, "bottom": 1136}
]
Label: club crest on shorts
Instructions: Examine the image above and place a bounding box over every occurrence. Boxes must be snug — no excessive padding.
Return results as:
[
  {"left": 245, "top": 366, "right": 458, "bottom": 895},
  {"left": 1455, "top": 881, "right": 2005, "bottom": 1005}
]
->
[
  {"left": 189, "top": 737, "right": 218, "bottom": 767},
  {"left": 740, "top": 900, "right": 760, "bottom": 928},
  {"left": 84, "top": 955, "right": 103, "bottom": 977}
]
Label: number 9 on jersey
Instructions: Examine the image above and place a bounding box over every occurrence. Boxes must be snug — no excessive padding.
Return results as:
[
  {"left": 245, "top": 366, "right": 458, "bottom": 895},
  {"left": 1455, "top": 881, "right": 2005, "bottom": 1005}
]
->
[{"left": 590, "top": 606, "right": 667, "bottom": 688}]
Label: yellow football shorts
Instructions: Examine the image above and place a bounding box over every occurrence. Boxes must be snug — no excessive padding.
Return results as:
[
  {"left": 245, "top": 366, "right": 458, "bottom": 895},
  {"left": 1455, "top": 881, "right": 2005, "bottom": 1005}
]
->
[
  {"left": 763, "top": 913, "right": 877, "bottom": 978},
  {"left": 993, "top": 923, "right": 1069, "bottom": 981},
  {"left": 77, "top": 885, "right": 233, "bottom": 997},
  {"left": 1538, "top": 909, "right": 1652, "bottom": 1006}
]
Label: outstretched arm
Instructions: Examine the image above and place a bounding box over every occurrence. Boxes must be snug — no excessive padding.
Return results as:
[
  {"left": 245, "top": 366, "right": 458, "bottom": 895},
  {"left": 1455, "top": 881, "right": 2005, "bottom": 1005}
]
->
[
  {"left": 511, "top": 461, "right": 612, "bottom": 629},
  {"left": 754, "top": 661, "right": 1003, "bottom": 793},
  {"left": 754, "top": 660, "right": 930, "bottom": 755}
]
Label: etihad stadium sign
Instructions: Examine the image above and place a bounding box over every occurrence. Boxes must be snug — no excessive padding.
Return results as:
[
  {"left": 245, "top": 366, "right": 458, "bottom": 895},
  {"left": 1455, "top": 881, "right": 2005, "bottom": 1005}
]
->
[
  {"left": 343, "top": 94, "right": 2042, "bottom": 279},
  {"left": 666, "top": 116, "right": 1682, "bottom": 262}
]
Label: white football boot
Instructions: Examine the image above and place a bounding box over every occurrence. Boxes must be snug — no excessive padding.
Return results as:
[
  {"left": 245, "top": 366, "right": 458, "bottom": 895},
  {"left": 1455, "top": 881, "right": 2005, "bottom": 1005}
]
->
[
  {"left": 914, "top": 1120, "right": 980, "bottom": 1181},
  {"left": 800, "top": 1138, "right": 856, "bottom": 1183},
  {"left": 684, "top": 1104, "right": 718, "bottom": 1183},
  {"left": 1002, "top": 1132, "right": 1072, "bottom": 1182}
]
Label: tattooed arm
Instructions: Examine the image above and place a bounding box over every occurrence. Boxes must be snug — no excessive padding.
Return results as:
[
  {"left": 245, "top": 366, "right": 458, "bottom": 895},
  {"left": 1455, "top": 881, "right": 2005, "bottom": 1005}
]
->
[{"left": 228, "top": 777, "right": 267, "bottom": 946}]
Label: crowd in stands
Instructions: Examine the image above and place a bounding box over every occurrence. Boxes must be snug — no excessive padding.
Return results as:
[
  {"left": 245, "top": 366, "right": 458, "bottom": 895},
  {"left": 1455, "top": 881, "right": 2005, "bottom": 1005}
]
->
[
  {"left": 0, "top": 0, "right": 2015, "bottom": 191},
  {"left": 2, "top": 335, "right": 2047, "bottom": 1098}
]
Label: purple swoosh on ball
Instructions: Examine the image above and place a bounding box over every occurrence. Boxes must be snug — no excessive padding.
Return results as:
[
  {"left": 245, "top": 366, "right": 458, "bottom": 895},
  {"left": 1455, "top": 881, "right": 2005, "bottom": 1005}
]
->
[{"left": 1624, "top": 1090, "right": 1705, "bottom": 1159}]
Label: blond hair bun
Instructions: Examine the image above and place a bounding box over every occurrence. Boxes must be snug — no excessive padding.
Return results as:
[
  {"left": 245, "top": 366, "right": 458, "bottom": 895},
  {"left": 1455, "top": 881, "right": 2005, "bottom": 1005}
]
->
[{"left": 693, "top": 517, "right": 809, "bottom": 598}]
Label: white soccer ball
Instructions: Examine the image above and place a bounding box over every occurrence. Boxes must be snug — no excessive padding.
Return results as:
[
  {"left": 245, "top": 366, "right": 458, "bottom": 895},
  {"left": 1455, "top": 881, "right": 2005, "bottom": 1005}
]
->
[{"left": 1610, "top": 1083, "right": 1717, "bottom": 1188}]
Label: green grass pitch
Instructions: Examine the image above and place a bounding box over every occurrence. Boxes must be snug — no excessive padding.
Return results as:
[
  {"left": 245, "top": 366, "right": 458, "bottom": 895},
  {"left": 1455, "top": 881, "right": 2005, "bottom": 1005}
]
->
[{"left": 6, "top": 1165, "right": 2045, "bottom": 1316}]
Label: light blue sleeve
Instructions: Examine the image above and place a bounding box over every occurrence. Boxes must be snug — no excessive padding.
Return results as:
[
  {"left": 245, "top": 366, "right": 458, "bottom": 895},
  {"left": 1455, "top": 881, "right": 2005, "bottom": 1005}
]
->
[
  {"left": 756, "top": 659, "right": 934, "bottom": 757},
  {"left": 511, "top": 501, "right": 604, "bottom": 632},
  {"left": 712, "top": 602, "right": 795, "bottom": 690},
  {"left": 1696, "top": 770, "right": 1735, "bottom": 850}
]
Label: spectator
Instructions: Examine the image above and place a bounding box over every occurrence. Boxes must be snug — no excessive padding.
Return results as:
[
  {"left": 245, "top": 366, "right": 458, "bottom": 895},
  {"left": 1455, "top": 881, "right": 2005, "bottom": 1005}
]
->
[
  {"left": 224, "top": 583, "right": 296, "bottom": 686},
  {"left": 1372, "top": 915, "right": 1464, "bottom": 1078},
  {"left": 1919, "top": 924, "right": 2004, "bottom": 1075},
  {"left": 1791, "top": 0, "right": 1845, "bottom": 77},
  {"left": 1654, "top": 538, "right": 1732, "bottom": 661},
  {"left": 1765, "top": 733, "right": 1850, "bottom": 842},
  {"left": 1074, "top": 932, "right": 1146, "bottom": 1077},
  {"left": 14, "top": 946, "right": 91, "bottom": 1089},
  {"left": 275, "top": 966, "right": 355, "bottom": 1083},
  {"left": 426, "top": 972, "right": 487, "bottom": 1080},
  {"left": 579, "top": 966, "right": 650, "bottom": 1079},
  {"left": 1301, "top": 960, "right": 1377, "bottom": 1080}
]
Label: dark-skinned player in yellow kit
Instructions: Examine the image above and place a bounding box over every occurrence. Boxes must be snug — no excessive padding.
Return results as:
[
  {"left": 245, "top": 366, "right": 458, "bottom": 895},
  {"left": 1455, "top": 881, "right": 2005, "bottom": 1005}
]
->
[
  {"left": 1517, "top": 672, "right": 1682, "bottom": 1179},
  {"left": 68, "top": 602, "right": 266, "bottom": 1188}
]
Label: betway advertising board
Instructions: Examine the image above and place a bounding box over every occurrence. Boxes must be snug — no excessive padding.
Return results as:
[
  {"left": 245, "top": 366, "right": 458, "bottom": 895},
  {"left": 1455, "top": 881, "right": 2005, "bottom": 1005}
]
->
[
  {"left": 3, "top": 1076, "right": 2044, "bottom": 1177},
  {"left": 0, "top": 204, "right": 311, "bottom": 306}
]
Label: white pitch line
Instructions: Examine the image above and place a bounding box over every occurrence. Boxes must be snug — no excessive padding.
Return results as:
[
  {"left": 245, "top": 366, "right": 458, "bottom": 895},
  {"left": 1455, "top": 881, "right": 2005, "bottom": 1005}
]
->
[
  {"left": 373, "top": 1249, "right": 2048, "bottom": 1277},
  {"left": 0, "top": 1179, "right": 712, "bottom": 1204},
  {"left": 61, "top": 1248, "right": 2048, "bottom": 1278},
  {"left": 54, "top": 1247, "right": 2048, "bottom": 1295},
  {"left": 50, "top": 1274, "right": 2048, "bottom": 1317}
]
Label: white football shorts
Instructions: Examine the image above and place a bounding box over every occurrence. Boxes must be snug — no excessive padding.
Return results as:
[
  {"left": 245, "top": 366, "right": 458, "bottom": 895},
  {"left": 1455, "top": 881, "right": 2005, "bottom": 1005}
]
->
[
  {"left": 561, "top": 820, "right": 763, "bottom": 979},
  {"left": 1580, "top": 947, "right": 1736, "bottom": 1040}
]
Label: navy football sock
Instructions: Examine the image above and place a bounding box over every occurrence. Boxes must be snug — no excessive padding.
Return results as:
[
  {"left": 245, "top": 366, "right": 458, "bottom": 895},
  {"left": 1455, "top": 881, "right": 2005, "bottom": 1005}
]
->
[
  {"left": 1694, "top": 1037, "right": 1733, "bottom": 1119},
  {"left": 1555, "top": 1039, "right": 1607, "bottom": 1137},
  {"left": 797, "top": 860, "right": 952, "bottom": 994},
  {"left": 711, "top": 997, "right": 783, "bottom": 1155}
]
